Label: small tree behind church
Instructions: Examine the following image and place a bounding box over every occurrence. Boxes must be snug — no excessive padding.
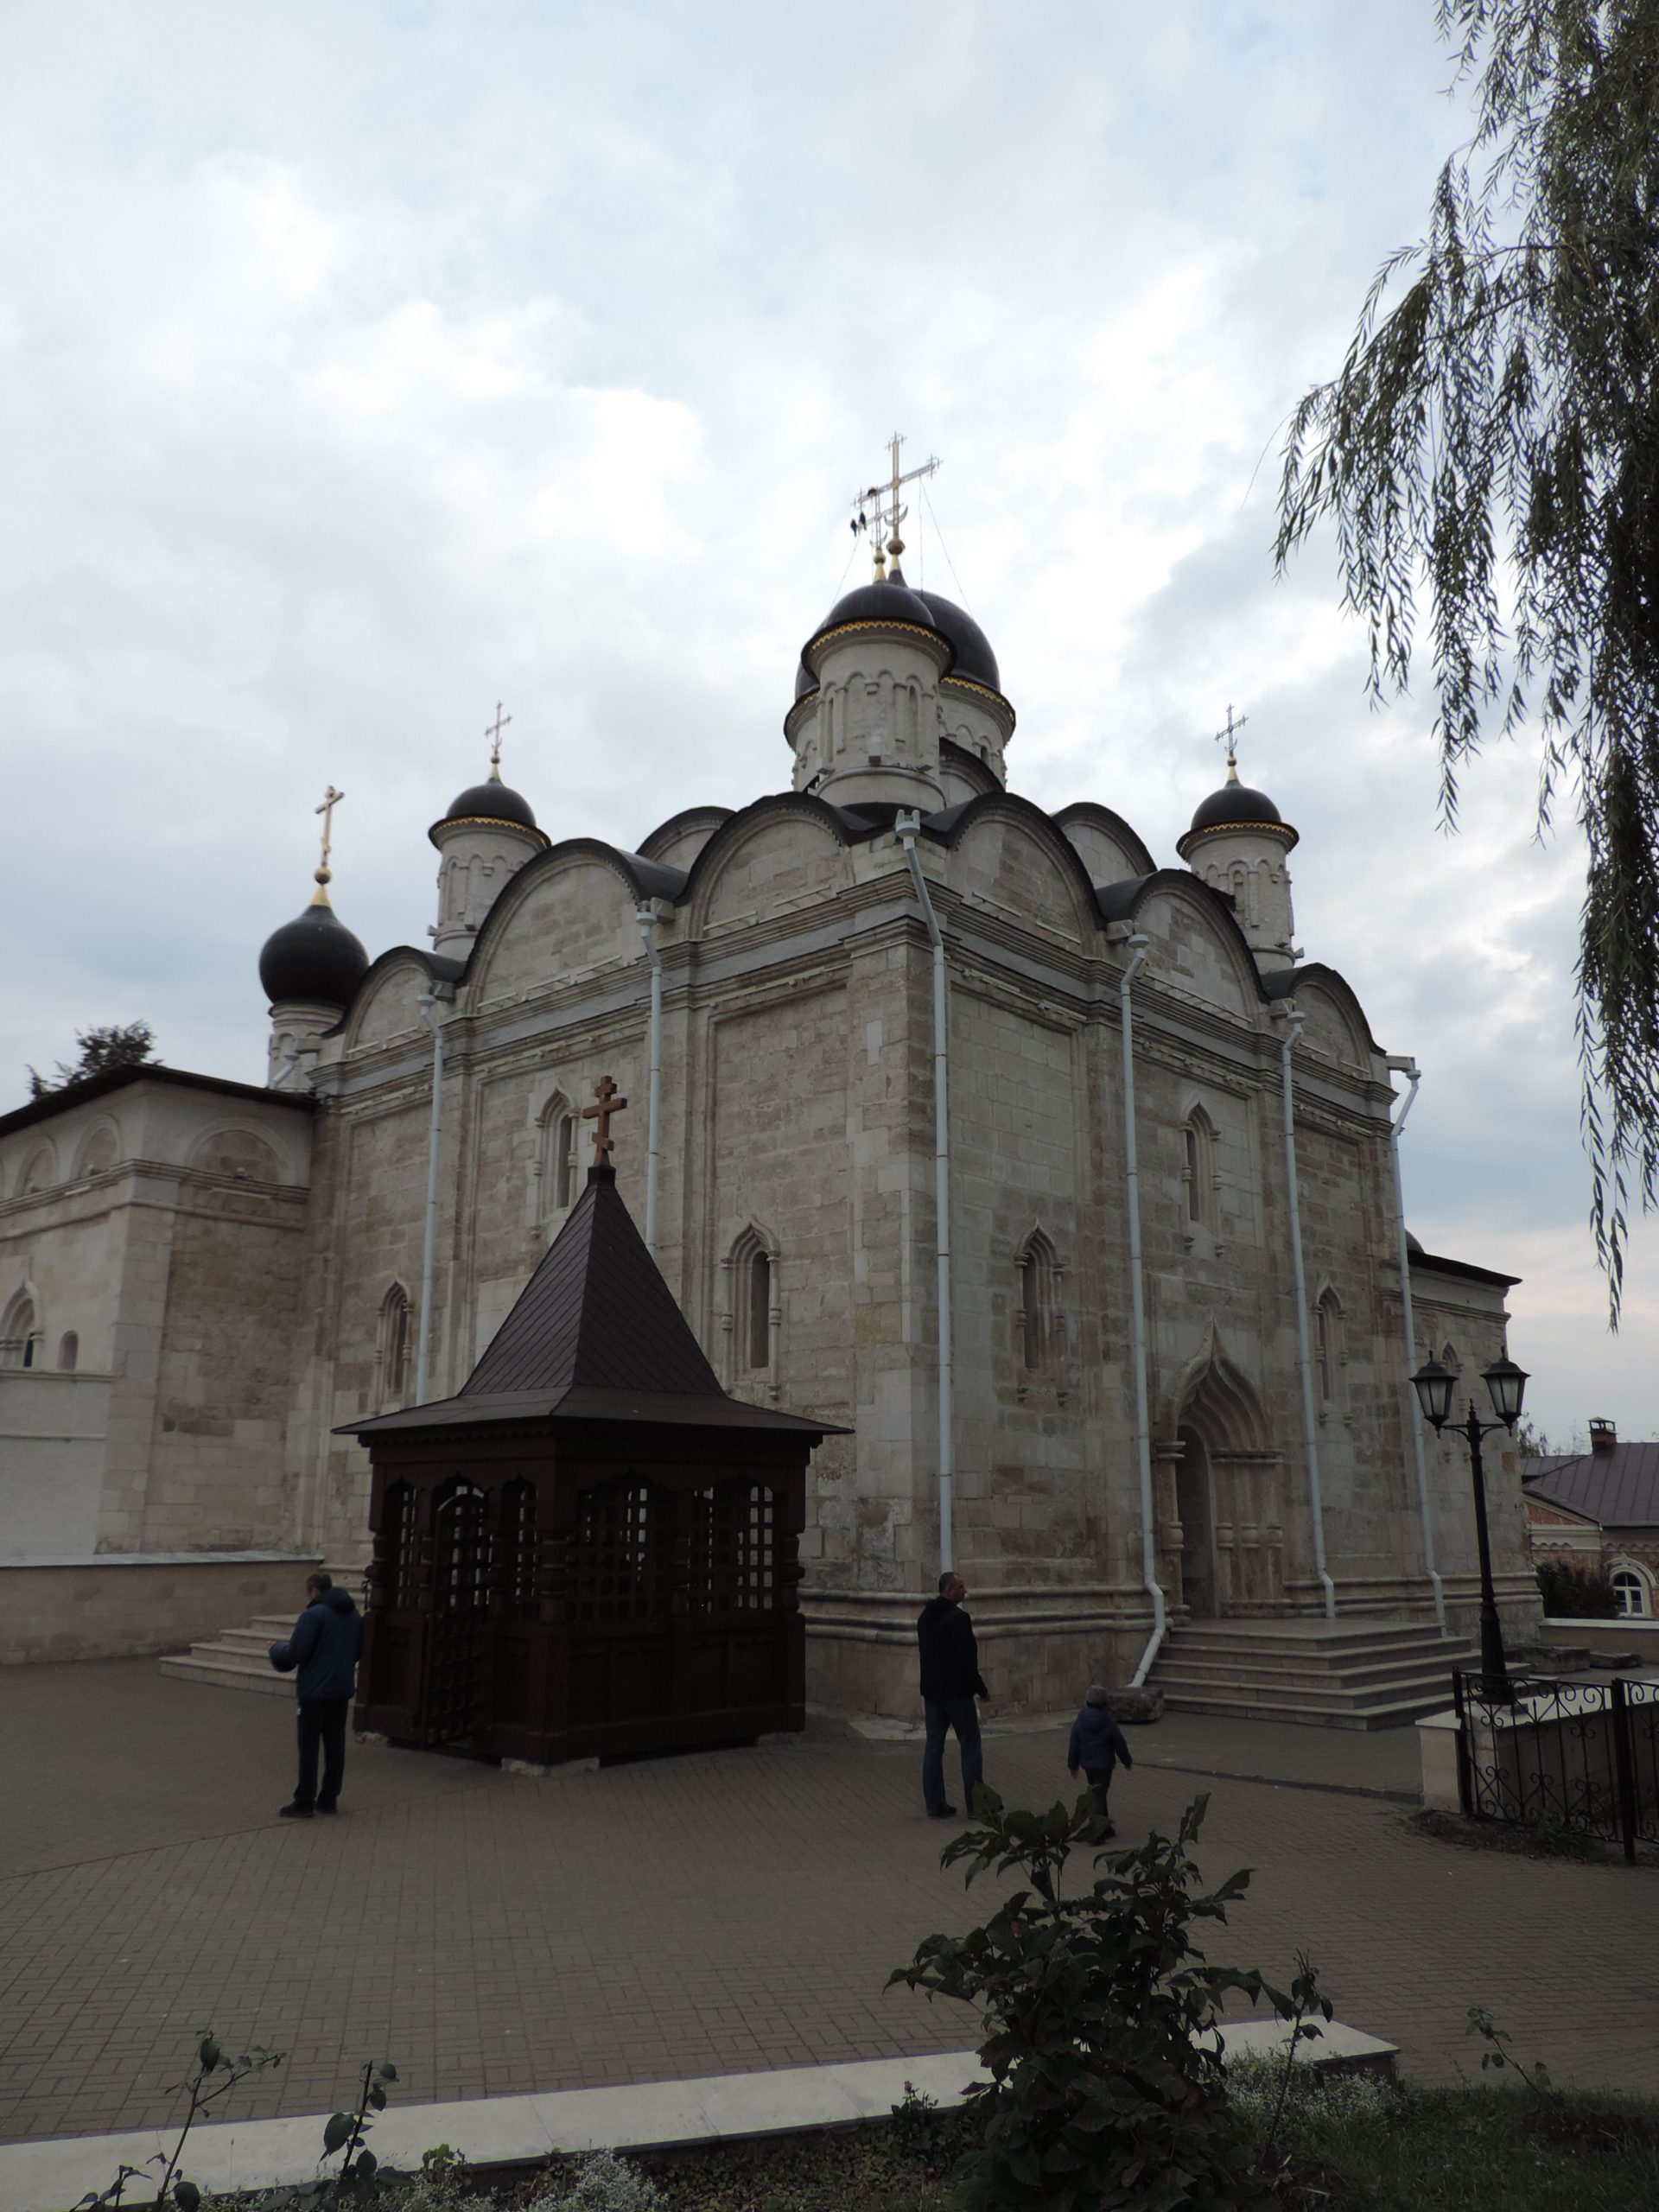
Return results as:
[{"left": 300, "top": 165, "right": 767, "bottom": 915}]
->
[{"left": 28, "top": 1021, "right": 160, "bottom": 1098}]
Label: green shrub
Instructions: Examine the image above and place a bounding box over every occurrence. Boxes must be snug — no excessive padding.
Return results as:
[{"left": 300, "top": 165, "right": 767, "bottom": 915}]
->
[
  {"left": 890, "top": 1789, "right": 1327, "bottom": 2212},
  {"left": 1535, "top": 1559, "right": 1619, "bottom": 1618}
]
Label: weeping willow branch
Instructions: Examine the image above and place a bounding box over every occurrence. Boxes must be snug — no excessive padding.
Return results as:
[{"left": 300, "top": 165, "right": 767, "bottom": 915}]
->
[{"left": 1276, "top": 0, "right": 1659, "bottom": 1318}]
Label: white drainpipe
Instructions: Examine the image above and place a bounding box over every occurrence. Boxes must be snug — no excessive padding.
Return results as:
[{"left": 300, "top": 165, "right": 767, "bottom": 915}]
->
[
  {"left": 415, "top": 986, "right": 448, "bottom": 1403},
  {"left": 635, "top": 905, "right": 665, "bottom": 1256},
  {"left": 1116, "top": 931, "right": 1166, "bottom": 1688},
  {"left": 1386, "top": 1055, "right": 1446, "bottom": 1633},
  {"left": 269, "top": 1041, "right": 302, "bottom": 1092},
  {"left": 897, "top": 814, "right": 953, "bottom": 1575},
  {"left": 1274, "top": 1002, "right": 1335, "bottom": 1618}
]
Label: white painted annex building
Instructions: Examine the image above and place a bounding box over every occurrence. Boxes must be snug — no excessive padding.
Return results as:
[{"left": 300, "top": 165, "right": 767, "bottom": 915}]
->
[{"left": 0, "top": 511, "right": 1538, "bottom": 1707}]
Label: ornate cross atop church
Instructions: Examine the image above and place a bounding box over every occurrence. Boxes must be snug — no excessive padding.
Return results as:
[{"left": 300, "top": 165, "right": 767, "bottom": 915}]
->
[
  {"left": 582, "top": 1074, "right": 628, "bottom": 1165},
  {"left": 485, "top": 702, "right": 512, "bottom": 780},
  {"left": 1214, "top": 704, "right": 1248, "bottom": 784},
  {"left": 851, "top": 432, "right": 940, "bottom": 580},
  {"left": 311, "top": 784, "right": 345, "bottom": 900}
]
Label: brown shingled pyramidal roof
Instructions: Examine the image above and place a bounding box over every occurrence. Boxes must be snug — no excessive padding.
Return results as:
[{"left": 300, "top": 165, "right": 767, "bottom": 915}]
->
[{"left": 341, "top": 1166, "right": 842, "bottom": 1439}]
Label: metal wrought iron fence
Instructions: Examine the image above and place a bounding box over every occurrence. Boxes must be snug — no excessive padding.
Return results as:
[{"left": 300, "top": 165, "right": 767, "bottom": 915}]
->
[{"left": 1453, "top": 1669, "right": 1659, "bottom": 1863}]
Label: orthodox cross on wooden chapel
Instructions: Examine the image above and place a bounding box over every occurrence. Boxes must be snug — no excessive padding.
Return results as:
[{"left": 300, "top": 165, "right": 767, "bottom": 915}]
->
[
  {"left": 583, "top": 1074, "right": 628, "bottom": 1166},
  {"left": 1214, "top": 704, "right": 1248, "bottom": 784},
  {"left": 486, "top": 702, "right": 512, "bottom": 779},
  {"left": 851, "top": 432, "right": 940, "bottom": 581},
  {"left": 312, "top": 784, "right": 345, "bottom": 899}
]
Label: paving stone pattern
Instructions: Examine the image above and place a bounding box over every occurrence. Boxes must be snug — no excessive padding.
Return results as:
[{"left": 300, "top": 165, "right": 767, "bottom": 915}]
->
[{"left": 2, "top": 1663, "right": 1656, "bottom": 2145}]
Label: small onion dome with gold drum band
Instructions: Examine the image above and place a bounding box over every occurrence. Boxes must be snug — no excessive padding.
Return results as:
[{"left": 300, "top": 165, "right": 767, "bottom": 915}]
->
[
  {"left": 1176, "top": 768, "right": 1300, "bottom": 862},
  {"left": 258, "top": 785, "right": 370, "bottom": 1009},
  {"left": 427, "top": 771, "right": 550, "bottom": 851}
]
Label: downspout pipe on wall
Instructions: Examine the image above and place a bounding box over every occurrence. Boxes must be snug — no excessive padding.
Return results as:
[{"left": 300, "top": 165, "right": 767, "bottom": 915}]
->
[
  {"left": 896, "top": 812, "right": 953, "bottom": 1577},
  {"left": 1274, "top": 1001, "right": 1336, "bottom": 1618},
  {"left": 1386, "top": 1055, "right": 1446, "bottom": 1634},
  {"left": 415, "top": 984, "right": 453, "bottom": 1405},
  {"left": 635, "top": 904, "right": 666, "bottom": 1257},
  {"left": 1112, "top": 931, "right": 1166, "bottom": 1688}
]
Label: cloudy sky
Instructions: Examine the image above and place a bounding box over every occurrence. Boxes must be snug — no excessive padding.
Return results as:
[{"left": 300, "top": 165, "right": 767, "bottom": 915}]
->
[{"left": 3, "top": 2, "right": 1652, "bottom": 1443}]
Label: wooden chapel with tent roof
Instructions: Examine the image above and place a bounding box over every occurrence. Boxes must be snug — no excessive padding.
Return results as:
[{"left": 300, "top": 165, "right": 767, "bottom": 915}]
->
[{"left": 341, "top": 1079, "right": 846, "bottom": 1767}]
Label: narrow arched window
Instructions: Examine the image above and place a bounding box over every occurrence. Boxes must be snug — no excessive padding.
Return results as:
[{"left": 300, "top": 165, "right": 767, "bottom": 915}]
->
[
  {"left": 378, "top": 1284, "right": 411, "bottom": 1406},
  {"left": 1021, "top": 1250, "right": 1046, "bottom": 1369},
  {"left": 1, "top": 1292, "right": 41, "bottom": 1370},
  {"left": 540, "top": 1097, "right": 576, "bottom": 1216},
  {"left": 726, "top": 1226, "right": 779, "bottom": 1390},
  {"left": 1014, "top": 1230, "right": 1061, "bottom": 1375},
  {"left": 1316, "top": 1288, "right": 1343, "bottom": 1403},
  {"left": 1182, "top": 1109, "right": 1217, "bottom": 1231},
  {"left": 747, "top": 1249, "right": 772, "bottom": 1372},
  {"left": 57, "top": 1332, "right": 79, "bottom": 1372}
]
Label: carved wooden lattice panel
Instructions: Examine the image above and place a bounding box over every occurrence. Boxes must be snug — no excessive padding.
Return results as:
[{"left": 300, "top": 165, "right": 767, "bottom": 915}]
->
[
  {"left": 420, "top": 1479, "right": 489, "bottom": 1745},
  {"left": 571, "top": 1478, "right": 666, "bottom": 1621},
  {"left": 691, "top": 1481, "right": 776, "bottom": 1611},
  {"left": 382, "top": 1482, "right": 420, "bottom": 1613},
  {"left": 499, "top": 1479, "right": 538, "bottom": 1621}
]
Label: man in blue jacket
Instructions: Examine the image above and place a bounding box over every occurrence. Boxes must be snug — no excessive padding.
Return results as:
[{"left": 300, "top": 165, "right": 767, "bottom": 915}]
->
[
  {"left": 917, "top": 1571, "right": 990, "bottom": 1818},
  {"left": 268, "top": 1572, "right": 364, "bottom": 1820}
]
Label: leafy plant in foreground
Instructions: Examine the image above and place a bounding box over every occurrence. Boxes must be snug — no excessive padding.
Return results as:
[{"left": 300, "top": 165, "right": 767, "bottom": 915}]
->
[
  {"left": 73, "top": 2029, "right": 283, "bottom": 2209},
  {"left": 890, "top": 1789, "right": 1330, "bottom": 2212},
  {"left": 1466, "top": 2005, "right": 1555, "bottom": 2101}
]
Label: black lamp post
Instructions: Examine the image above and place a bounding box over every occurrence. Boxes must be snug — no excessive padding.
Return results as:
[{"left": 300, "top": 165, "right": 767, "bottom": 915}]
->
[{"left": 1412, "top": 1354, "right": 1529, "bottom": 1702}]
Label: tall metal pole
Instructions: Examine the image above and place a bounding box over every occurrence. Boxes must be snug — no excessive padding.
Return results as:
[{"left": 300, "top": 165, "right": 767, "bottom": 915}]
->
[{"left": 1463, "top": 1407, "right": 1514, "bottom": 1702}]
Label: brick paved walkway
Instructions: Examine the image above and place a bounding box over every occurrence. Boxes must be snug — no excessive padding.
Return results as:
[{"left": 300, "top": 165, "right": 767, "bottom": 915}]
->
[{"left": 2, "top": 1662, "right": 1656, "bottom": 2144}]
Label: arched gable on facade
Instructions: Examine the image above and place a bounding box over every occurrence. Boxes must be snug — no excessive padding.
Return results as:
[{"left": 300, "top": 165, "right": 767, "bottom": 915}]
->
[
  {"left": 944, "top": 798, "right": 1102, "bottom": 947},
  {"left": 683, "top": 797, "right": 855, "bottom": 940},
  {"left": 1051, "top": 801, "right": 1157, "bottom": 885},
  {"left": 635, "top": 805, "right": 735, "bottom": 871},
  {"left": 1124, "top": 873, "right": 1264, "bottom": 1020},
  {"left": 341, "top": 950, "right": 447, "bottom": 1054},
  {"left": 467, "top": 844, "right": 662, "bottom": 1007}
]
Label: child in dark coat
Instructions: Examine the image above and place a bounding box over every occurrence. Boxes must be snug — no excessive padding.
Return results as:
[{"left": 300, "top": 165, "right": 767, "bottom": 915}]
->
[{"left": 1067, "top": 1683, "right": 1134, "bottom": 1834}]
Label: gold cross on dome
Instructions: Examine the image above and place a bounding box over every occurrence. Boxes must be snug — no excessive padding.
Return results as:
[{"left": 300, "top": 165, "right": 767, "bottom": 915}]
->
[
  {"left": 850, "top": 432, "right": 940, "bottom": 580},
  {"left": 582, "top": 1074, "right": 628, "bottom": 1165},
  {"left": 1213, "top": 705, "right": 1248, "bottom": 783},
  {"left": 314, "top": 785, "right": 345, "bottom": 885},
  {"left": 485, "top": 702, "right": 512, "bottom": 779}
]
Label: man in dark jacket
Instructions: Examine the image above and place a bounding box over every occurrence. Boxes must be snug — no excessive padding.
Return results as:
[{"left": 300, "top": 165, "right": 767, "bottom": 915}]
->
[
  {"left": 917, "top": 1571, "right": 989, "bottom": 1818},
  {"left": 1067, "top": 1683, "right": 1134, "bottom": 1835},
  {"left": 269, "top": 1572, "right": 364, "bottom": 1820}
]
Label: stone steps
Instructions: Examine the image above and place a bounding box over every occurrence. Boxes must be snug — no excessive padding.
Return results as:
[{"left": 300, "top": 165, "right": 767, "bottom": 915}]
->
[
  {"left": 1152, "top": 1619, "right": 1472, "bottom": 1729},
  {"left": 158, "top": 1560, "right": 370, "bottom": 1697}
]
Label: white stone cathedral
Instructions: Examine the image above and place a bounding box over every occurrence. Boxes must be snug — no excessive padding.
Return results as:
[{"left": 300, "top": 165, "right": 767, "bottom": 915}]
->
[{"left": 0, "top": 512, "right": 1538, "bottom": 1708}]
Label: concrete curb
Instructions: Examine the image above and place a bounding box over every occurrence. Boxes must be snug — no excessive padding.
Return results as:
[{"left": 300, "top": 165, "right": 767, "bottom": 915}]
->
[{"left": 0, "top": 2024, "right": 1397, "bottom": 2209}]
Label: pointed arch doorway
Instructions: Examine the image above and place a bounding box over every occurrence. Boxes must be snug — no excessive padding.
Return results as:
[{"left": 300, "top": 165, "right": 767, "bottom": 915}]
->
[
  {"left": 1175, "top": 1426, "right": 1217, "bottom": 1618},
  {"left": 1166, "top": 1331, "right": 1286, "bottom": 1618}
]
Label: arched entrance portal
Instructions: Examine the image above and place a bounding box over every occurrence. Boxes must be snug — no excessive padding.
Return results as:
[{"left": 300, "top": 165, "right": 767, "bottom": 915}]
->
[
  {"left": 1175, "top": 1426, "right": 1216, "bottom": 1618},
  {"left": 1166, "top": 1332, "right": 1286, "bottom": 1617}
]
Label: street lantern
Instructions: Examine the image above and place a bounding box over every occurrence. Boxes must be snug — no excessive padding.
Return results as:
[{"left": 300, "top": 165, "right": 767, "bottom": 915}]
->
[
  {"left": 1411, "top": 1359, "right": 1456, "bottom": 1431},
  {"left": 1409, "top": 1352, "right": 1525, "bottom": 1704},
  {"left": 1482, "top": 1357, "right": 1529, "bottom": 1428}
]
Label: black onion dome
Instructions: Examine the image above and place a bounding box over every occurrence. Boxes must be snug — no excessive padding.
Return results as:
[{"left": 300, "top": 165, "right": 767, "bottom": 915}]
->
[
  {"left": 807, "top": 576, "right": 939, "bottom": 652},
  {"left": 1406, "top": 1230, "right": 1425, "bottom": 1257},
  {"left": 1188, "top": 781, "right": 1286, "bottom": 835},
  {"left": 915, "top": 590, "right": 1001, "bottom": 693},
  {"left": 440, "top": 778, "right": 538, "bottom": 831},
  {"left": 258, "top": 899, "right": 370, "bottom": 1008},
  {"left": 798, "top": 577, "right": 939, "bottom": 697}
]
